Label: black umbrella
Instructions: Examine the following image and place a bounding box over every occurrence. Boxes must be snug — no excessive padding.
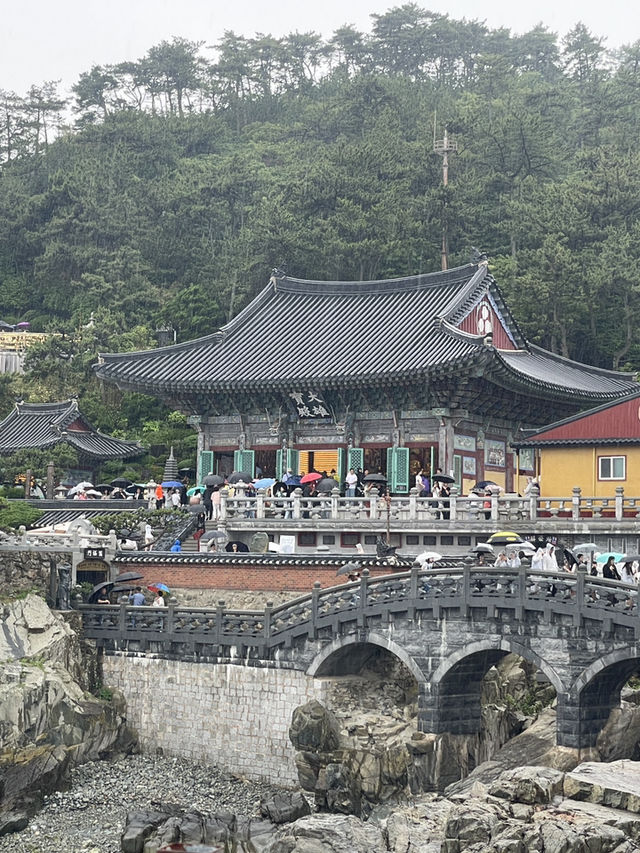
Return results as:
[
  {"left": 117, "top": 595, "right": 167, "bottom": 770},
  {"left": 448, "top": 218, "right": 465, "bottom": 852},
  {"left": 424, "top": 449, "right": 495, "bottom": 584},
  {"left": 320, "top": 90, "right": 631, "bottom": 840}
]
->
[
  {"left": 336, "top": 560, "right": 362, "bottom": 577},
  {"left": 111, "top": 477, "right": 133, "bottom": 488},
  {"left": 317, "top": 477, "right": 339, "bottom": 493},
  {"left": 363, "top": 472, "right": 387, "bottom": 483},
  {"left": 228, "top": 471, "right": 252, "bottom": 484},
  {"left": 432, "top": 474, "right": 455, "bottom": 484},
  {"left": 88, "top": 580, "right": 115, "bottom": 602},
  {"left": 201, "top": 530, "right": 228, "bottom": 541},
  {"left": 95, "top": 483, "right": 114, "bottom": 493},
  {"left": 114, "top": 571, "right": 145, "bottom": 583},
  {"left": 272, "top": 482, "right": 288, "bottom": 496},
  {"left": 471, "top": 543, "right": 494, "bottom": 554},
  {"left": 473, "top": 480, "right": 499, "bottom": 490},
  {"left": 225, "top": 541, "right": 249, "bottom": 552},
  {"left": 562, "top": 548, "right": 578, "bottom": 567},
  {"left": 203, "top": 474, "right": 224, "bottom": 487}
]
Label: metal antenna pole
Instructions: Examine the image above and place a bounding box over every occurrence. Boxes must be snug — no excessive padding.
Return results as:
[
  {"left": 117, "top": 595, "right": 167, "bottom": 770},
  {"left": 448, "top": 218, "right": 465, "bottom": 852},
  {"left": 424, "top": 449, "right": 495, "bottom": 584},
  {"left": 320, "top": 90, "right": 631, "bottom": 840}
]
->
[{"left": 433, "top": 127, "right": 458, "bottom": 271}]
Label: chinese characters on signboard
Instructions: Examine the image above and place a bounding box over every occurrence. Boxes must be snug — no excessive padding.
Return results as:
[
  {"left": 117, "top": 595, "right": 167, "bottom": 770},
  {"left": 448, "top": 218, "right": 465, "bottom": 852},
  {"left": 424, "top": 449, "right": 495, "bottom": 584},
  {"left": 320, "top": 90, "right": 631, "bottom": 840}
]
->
[{"left": 289, "top": 391, "right": 330, "bottom": 418}]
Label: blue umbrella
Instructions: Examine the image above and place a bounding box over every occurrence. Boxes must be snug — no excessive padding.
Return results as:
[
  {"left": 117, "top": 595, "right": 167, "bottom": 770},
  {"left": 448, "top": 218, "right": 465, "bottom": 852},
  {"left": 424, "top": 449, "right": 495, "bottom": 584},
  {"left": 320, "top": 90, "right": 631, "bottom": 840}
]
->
[
  {"left": 253, "top": 477, "right": 276, "bottom": 490},
  {"left": 161, "top": 480, "right": 183, "bottom": 489},
  {"left": 148, "top": 582, "right": 170, "bottom": 593},
  {"left": 595, "top": 552, "right": 624, "bottom": 563}
]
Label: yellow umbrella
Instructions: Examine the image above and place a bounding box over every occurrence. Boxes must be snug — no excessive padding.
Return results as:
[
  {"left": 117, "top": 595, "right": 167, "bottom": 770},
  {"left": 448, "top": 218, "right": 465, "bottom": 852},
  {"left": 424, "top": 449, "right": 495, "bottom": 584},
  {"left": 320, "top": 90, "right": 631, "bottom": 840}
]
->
[{"left": 487, "top": 531, "right": 524, "bottom": 545}]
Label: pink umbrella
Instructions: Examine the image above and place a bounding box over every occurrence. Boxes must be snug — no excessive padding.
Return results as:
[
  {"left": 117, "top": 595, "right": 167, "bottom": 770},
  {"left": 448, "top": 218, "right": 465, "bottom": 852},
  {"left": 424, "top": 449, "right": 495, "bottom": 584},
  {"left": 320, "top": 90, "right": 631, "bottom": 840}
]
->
[{"left": 300, "top": 472, "right": 322, "bottom": 484}]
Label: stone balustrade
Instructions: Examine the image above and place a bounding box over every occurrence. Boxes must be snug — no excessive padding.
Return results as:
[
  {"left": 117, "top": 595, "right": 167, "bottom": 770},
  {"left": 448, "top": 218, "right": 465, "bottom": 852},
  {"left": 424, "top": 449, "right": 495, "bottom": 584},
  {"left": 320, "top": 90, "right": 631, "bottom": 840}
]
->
[
  {"left": 80, "top": 564, "right": 640, "bottom": 655},
  {"left": 217, "top": 485, "right": 637, "bottom": 525}
]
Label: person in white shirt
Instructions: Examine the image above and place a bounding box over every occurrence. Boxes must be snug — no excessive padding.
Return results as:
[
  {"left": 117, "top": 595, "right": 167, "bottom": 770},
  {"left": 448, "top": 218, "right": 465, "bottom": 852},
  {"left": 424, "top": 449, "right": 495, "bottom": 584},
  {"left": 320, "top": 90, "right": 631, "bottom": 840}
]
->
[{"left": 345, "top": 468, "right": 358, "bottom": 497}]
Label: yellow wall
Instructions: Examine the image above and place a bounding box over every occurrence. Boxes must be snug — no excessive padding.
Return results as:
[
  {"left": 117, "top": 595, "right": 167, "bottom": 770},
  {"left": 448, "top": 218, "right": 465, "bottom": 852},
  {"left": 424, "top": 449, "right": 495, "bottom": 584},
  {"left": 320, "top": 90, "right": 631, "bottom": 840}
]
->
[{"left": 538, "top": 445, "right": 640, "bottom": 496}]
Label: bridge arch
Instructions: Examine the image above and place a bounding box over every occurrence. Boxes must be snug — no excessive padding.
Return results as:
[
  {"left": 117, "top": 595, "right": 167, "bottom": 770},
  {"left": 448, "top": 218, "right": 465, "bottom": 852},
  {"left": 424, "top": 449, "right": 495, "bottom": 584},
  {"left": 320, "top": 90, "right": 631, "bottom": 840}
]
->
[
  {"left": 557, "top": 647, "right": 640, "bottom": 749},
  {"left": 307, "top": 631, "right": 427, "bottom": 684},
  {"left": 419, "top": 638, "right": 562, "bottom": 737}
]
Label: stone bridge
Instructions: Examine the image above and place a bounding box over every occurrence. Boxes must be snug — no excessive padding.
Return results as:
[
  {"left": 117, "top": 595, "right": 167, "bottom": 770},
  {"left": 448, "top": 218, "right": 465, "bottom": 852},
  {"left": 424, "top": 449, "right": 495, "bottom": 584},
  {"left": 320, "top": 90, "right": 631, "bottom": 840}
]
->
[{"left": 81, "top": 566, "right": 640, "bottom": 749}]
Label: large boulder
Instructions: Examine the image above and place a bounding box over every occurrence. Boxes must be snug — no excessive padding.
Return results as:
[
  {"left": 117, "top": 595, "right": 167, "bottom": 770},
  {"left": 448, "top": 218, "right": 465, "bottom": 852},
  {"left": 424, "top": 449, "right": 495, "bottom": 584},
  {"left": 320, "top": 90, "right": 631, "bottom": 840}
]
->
[
  {"left": 563, "top": 760, "right": 640, "bottom": 813},
  {"left": 289, "top": 700, "right": 341, "bottom": 752},
  {"left": 0, "top": 596, "right": 137, "bottom": 827},
  {"left": 264, "top": 813, "right": 387, "bottom": 853}
]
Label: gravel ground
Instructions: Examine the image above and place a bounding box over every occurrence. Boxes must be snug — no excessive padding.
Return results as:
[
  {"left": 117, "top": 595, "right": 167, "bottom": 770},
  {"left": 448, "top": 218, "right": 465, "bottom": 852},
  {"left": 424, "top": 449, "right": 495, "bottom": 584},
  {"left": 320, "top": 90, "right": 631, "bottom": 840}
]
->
[{"left": 0, "top": 754, "right": 283, "bottom": 853}]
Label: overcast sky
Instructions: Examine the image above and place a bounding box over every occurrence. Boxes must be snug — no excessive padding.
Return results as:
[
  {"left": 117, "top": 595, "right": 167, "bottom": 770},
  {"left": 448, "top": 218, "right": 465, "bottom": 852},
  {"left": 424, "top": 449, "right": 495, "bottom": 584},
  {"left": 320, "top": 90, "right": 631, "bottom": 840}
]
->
[{"left": 3, "top": 0, "right": 640, "bottom": 96}]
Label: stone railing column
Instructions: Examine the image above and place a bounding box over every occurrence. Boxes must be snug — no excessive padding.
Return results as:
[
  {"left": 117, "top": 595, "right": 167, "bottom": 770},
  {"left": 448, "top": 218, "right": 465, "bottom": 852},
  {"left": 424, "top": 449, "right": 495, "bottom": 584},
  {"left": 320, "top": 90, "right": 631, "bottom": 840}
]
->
[
  {"left": 260, "top": 600, "right": 272, "bottom": 656},
  {"left": 572, "top": 487, "right": 581, "bottom": 520},
  {"left": 408, "top": 487, "right": 418, "bottom": 521},
  {"left": 292, "top": 488, "right": 302, "bottom": 520},
  {"left": 449, "top": 485, "right": 458, "bottom": 522},
  {"left": 215, "top": 599, "right": 226, "bottom": 646},
  {"left": 309, "top": 581, "right": 321, "bottom": 639},
  {"left": 528, "top": 482, "right": 540, "bottom": 521},
  {"left": 615, "top": 486, "right": 624, "bottom": 521},
  {"left": 357, "top": 568, "right": 370, "bottom": 629},
  {"left": 219, "top": 488, "right": 229, "bottom": 521},
  {"left": 331, "top": 487, "right": 340, "bottom": 519},
  {"left": 256, "top": 490, "right": 265, "bottom": 519},
  {"left": 369, "top": 488, "right": 379, "bottom": 520},
  {"left": 491, "top": 494, "right": 498, "bottom": 521}
]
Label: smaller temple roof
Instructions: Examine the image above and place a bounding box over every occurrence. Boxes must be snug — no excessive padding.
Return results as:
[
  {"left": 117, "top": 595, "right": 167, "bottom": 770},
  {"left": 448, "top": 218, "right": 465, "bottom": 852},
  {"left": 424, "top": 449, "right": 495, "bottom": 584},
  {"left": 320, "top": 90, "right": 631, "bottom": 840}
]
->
[
  {"left": 514, "top": 390, "right": 640, "bottom": 447},
  {"left": 0, "top": 401, "right": 144, "bottom": 460}
]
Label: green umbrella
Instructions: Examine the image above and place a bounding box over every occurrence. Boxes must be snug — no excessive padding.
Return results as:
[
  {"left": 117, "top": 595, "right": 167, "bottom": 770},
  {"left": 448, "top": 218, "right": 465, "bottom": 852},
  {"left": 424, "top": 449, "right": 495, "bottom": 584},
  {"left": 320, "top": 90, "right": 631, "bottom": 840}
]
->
[{"left": 187, "top": 485, "right": 204, "bottom": 497}]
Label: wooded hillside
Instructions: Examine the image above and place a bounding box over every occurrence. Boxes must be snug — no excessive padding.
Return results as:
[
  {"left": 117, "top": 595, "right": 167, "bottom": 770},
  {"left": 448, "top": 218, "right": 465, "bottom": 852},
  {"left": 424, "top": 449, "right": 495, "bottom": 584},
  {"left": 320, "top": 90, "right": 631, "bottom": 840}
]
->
[{"left": 1, "top": 4, "right": 639, "bottom": 442}]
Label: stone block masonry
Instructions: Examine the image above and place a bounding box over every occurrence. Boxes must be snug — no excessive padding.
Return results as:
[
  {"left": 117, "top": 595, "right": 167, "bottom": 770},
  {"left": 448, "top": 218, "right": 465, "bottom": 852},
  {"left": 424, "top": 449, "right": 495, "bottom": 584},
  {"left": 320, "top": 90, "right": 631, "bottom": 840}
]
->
[{"left": 102, "top": 654, "right": 328, "bottom": 786}]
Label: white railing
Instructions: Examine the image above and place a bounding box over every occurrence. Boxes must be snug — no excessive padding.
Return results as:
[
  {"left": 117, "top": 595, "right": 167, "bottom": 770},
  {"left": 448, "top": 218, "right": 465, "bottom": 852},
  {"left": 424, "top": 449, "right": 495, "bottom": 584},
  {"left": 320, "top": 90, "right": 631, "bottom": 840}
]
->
[{"left": 217, "top": 485, "right": 638, "bottom": 525}]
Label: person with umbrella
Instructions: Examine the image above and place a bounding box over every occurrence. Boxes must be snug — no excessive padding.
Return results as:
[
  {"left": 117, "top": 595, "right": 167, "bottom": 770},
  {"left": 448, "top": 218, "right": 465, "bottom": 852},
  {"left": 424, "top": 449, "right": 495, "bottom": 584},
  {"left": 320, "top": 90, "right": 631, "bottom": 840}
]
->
[
  {"left": 153, "top": 590, "right": 166, "bottom": 607},
  {"left": 97, "top": 588, "right": 110, "bottom": 605}
]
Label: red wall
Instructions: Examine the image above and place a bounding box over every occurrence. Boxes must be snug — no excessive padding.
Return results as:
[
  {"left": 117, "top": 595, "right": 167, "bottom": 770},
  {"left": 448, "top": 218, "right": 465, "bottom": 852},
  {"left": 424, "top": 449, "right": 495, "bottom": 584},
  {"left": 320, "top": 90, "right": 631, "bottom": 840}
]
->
[
  {"left": 115, "top": 558, "right": 399, "bottom": 593},
  {"left": 533, "top": 396, "right": 640, "bottom": 443}
]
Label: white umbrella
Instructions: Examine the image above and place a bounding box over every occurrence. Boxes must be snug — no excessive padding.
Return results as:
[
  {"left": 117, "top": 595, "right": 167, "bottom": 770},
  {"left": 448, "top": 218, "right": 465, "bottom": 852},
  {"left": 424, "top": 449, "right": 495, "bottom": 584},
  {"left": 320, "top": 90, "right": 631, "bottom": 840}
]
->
[
  {"left": 68, "top": 481, "right": 93, "bottom": 495},
  {"left": 416, "top": 551, "right": 443, "bottom": 563},
  {"left": 573, "top": 542, "right": 597, "bottom": 553}
]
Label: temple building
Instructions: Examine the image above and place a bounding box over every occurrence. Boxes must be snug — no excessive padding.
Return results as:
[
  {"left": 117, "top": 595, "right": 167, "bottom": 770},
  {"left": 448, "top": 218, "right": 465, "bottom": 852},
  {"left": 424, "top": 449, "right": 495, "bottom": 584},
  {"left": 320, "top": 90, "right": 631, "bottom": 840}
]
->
[
  {"left": 0, "top": 400, "right": 143, "bottom": 481},
  {"left": 94, "top": 263, "right": 638, "bottom": 494}
]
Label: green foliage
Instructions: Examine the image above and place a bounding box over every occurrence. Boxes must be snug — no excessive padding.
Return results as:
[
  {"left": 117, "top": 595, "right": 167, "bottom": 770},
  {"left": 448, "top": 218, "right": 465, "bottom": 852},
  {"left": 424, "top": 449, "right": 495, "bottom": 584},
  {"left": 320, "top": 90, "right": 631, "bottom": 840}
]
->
[
  {"left": 72, "top": 581, "right": 95, "bottom": 602},
  {"left": 0, "top": 9, "right": 640, "bottom": 408},
  {"left": 95, "top": 685, "right": 114, "bottom": 702},
  {"left": 20, "top": 655, "right": 46, "bottom": 670},
  {"left": 0, "top": 497, "right": 42, "bottom": 531}
]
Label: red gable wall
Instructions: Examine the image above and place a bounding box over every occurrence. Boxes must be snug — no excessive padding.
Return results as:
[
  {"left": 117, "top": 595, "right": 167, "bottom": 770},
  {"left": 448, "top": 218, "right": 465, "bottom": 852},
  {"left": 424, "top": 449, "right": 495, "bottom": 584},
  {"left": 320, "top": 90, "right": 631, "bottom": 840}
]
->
[
  {"left": 457, "top": 299, "right": 516, "bottom": 351},
  {"left": 67, "top": 418, "right": 91, "bottom": 432},
  {"left": 533, "top": 396, "right": 640, "bottom": 443}
]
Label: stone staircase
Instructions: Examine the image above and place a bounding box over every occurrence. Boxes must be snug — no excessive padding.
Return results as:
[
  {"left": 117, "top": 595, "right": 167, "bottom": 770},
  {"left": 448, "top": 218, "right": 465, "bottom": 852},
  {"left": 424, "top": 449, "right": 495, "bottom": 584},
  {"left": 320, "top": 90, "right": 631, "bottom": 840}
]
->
[{"left": 180, "top": 517, "right": 219, "bottom": 553}]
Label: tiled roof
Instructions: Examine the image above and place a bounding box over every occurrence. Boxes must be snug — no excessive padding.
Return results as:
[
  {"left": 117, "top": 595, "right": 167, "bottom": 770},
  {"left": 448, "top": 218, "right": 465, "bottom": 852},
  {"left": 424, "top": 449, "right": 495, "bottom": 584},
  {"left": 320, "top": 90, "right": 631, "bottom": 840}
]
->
[
  {"left": 95, "top": 265, "right": 639, "bottom": 402},
  {"left": 0, "top": 401, "right": 143, "bottom": 459}
]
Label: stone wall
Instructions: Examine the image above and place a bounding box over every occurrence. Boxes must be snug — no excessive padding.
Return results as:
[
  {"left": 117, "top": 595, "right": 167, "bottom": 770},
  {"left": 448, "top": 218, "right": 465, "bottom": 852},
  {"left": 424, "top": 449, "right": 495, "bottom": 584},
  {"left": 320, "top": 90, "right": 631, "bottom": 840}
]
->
[
  {"left": 0, "top": 550, "right": 59, "bottom": 597},
  {"left": 102, "top": 654, "right": 328, "bottom": 785}
]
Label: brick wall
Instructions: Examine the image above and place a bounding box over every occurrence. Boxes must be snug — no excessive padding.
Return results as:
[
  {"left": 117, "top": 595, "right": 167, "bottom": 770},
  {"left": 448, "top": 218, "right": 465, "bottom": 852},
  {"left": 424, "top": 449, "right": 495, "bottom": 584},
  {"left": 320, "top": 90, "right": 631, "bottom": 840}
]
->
[
  {"left": 103, "top": 654, "right": 327, "bottom": 785},
  {"left": 114, "top": 559, "right": 397, "bottom": 593}
]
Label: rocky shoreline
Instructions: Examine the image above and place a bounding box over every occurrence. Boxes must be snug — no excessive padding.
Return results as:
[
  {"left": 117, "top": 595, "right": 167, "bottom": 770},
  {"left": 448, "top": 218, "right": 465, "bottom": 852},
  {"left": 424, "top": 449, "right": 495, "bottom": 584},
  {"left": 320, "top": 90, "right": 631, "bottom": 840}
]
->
[{"left": 0, "top": 753, "right": 282, "bottom": 853}]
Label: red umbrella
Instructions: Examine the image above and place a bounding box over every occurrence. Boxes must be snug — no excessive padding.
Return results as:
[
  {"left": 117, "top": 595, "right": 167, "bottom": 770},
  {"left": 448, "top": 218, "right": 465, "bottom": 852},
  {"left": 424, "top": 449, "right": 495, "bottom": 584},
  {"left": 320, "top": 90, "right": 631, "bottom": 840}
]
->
[{"left": 300, "top": 472, "right": 322, "bottom": 484}]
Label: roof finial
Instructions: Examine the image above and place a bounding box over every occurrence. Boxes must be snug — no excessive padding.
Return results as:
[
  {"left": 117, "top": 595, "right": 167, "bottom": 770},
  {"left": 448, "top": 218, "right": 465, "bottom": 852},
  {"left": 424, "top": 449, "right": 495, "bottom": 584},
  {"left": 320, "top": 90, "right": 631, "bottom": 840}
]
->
[{"left": 471, "top": 246, "right": 488, "bottom": 265}]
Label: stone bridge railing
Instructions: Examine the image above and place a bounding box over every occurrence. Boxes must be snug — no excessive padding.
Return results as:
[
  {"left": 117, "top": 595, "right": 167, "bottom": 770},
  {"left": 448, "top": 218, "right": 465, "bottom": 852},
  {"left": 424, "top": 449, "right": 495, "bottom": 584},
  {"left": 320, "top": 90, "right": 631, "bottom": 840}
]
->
[
  {"left": 80, "top": 565, "right": 640, "bottom": 657},
  {"left": 218, "top": 485, "right": 640, "bottom": 525}
]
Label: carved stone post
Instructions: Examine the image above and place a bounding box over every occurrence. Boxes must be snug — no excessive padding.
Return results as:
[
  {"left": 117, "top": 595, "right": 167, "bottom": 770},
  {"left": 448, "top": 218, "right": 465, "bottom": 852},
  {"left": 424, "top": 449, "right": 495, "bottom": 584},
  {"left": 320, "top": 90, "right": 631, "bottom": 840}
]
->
[{"left": 572, "top": 486, "right": 581, "bottom": 520}]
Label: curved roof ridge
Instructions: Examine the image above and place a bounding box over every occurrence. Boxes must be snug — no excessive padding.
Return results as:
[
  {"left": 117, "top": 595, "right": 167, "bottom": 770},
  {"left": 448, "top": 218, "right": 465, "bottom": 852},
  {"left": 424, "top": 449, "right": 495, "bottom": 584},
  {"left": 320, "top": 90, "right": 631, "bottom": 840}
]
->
[
  {"left": 98, "top": 331, "right": 223, "bottom": 364},
  {"left": 436, "top": 265, "right": 490, "bottom": 324},
  {"left": 272, "top": 263, "right": 480, "bottom": 296},
  {"left": 525, "top": 342, "right": 638, "bottom": 380},
  {"left": 16, "top": 400, "right": 75, "bottom": 414}
]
